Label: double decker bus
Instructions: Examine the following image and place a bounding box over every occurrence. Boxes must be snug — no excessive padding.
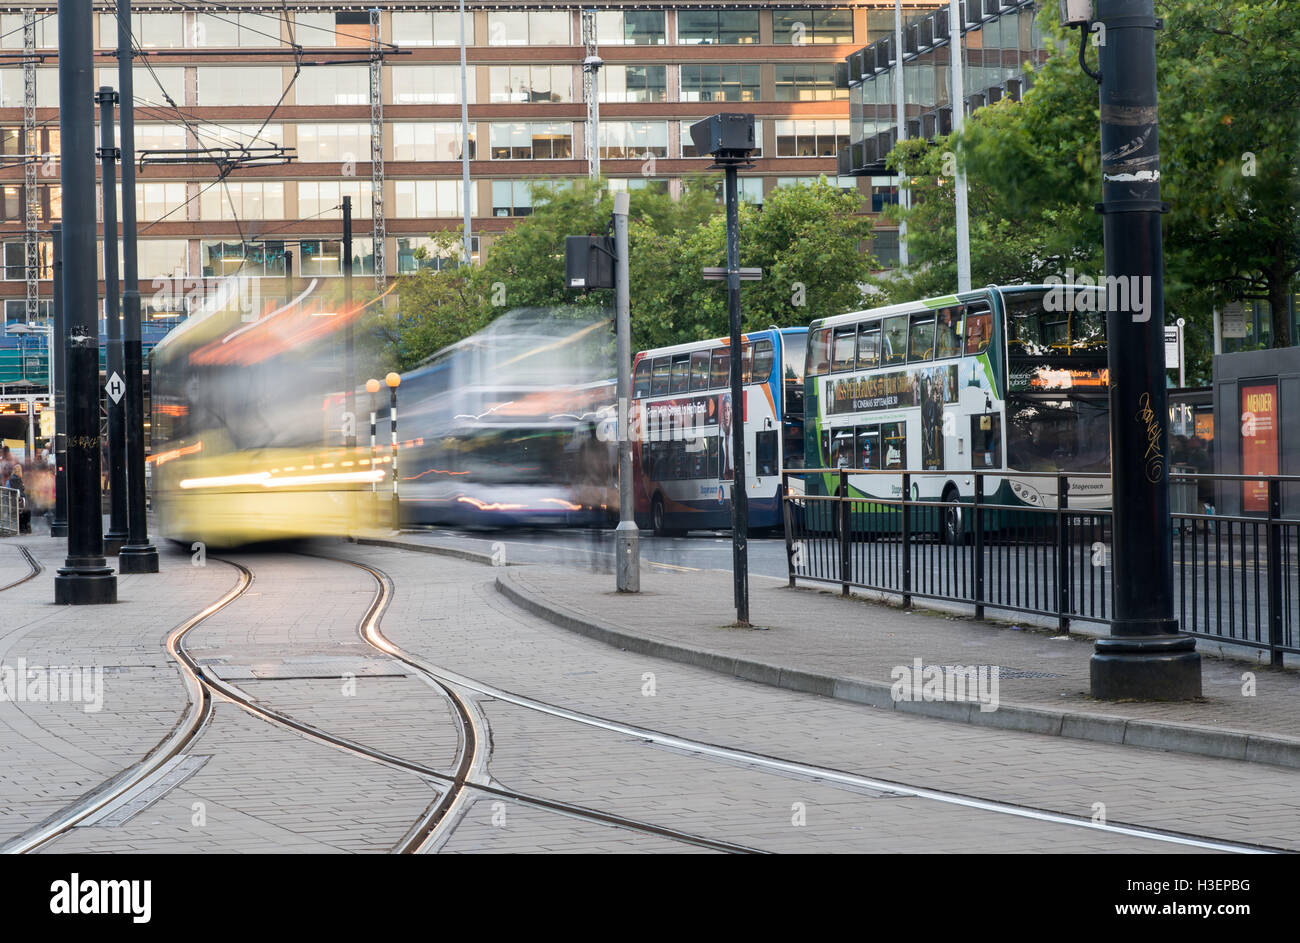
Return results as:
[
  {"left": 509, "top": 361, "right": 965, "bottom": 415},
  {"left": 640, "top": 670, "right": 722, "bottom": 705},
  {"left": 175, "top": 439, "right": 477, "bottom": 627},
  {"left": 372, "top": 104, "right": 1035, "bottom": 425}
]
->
[
  {"left": 802, "top": 284, "right": 1109, "bottom": 542},
  {"left": 632, "top": 327, "right": 807, "bottom": 536}
]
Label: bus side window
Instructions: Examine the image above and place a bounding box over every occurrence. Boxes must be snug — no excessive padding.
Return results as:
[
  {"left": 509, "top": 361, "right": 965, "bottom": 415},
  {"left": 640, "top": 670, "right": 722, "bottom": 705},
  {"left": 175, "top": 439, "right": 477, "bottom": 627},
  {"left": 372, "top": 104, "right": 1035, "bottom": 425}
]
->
[
  {"left": 857, "top": 325, "right": 880, "bottom": 369},
  {"left": 935, "top": 307, "right": 962, "bottom": 358},
  {"left": 970, "top": 413, "right": 1001, "bottom": 468},
  {"left": 881, "top": 316, "right": 908, "bottom": 365},
  {"left": 965, "top": 306, "right": 992, "bottom": 355},
  {"left": 881, "top": 421, "right": 905, "bottom": 469},
  {"left": 741, "top": 343, "right": 753, "bottom": 384},
  {"left": 831, "top": 326, "right": 856, "bottom": 372},
  {"left": 753, "top": 339, "right": 774, "bottom": 383},
  {"left": 689, "top": 350, "right": 711, "bottom": 391},
  {"left": 711, "top": 349, "right": 730, "bottom": 388},
  {"left": 651, "top": 357, "right": 670, "bottom": 395},
  {"left": 856, "top": 425, "right": 880, "bottom": 469},
  {"left": 633, "top": 359, "right": 651, "bottom": 398},
  {"left": 908, "top": 313, "right": 936, "bottom": 362},
  {"left": 807, "top": 327, "right": 831, "bottom": 376},
  {"left": 670, "top": 354, "right": 690, "bottom": 393}
]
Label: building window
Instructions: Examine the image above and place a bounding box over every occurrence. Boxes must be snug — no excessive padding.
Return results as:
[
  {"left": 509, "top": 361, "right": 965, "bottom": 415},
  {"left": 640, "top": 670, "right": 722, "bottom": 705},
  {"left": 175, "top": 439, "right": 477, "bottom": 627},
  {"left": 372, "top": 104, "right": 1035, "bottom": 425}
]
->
[
  {"left": 133, "top": 123, "right": 190, "bottom": 154},
  {"left": 293, "top": 124, "right": 369, "bottom": 163},
  {"left": 2, "top": 13, "right": 57, "bottom": 48},
  {"left": 711, "top": 177, "right": 764, "bottom": 204},
  {"left": 596, "top": 11, "right": 666, "bottom": 46},
  {"left": 298, "top": 238, "right": 374, "bottom": 276},
  {"left": 202, "top": 241, "right": 285, "bottom": 278},
  {"left": 392, "top": 65, "right": 476, "bottom": 105},
  {"left": 135, "top": 182, "right": 188, "bottom": 222},
  {"left": 775, "top": 119, "right": 848, "bottom": 157},
  {"left": 2, "top": 241, "right": 52, "bottom": 280},
  {"left": 872, "top": 230, "right": 900, "bottom": 268},
  {"left": 397, "top": 236, "right": 481, "bottom": 273},
  {"left": 296, "top": 66, "right": 369, "bottom": 105},
  {"left": 490, "top": 179, "right": 571, "bottom": 217},
  {"left": 393, "top": 180, "right": 472, "bottom": 218},
  {"left": 676, "top": 9, "right": 760, "bottom": 45},
  {"left": 486, "top": 11, "right": 571, "bottom": 46},
  {"left": 392, "top": 122, "right": 475, "bottom": 162},
  {"left": 599, "top": 65, "right": 667, "bottom": 103},
  {"left": 137, "top": 240, "right": 189, "bottom": 281},
  {"left": 773, "top": 9, "right": 855, "bottom": 45},
  {"left": 0, "top": 68, "right": 58, "bottom": 108},
  {"left": 295, "top": 11, "right": 371, "bottom": 48},
  {"left": 599, "top": 122, "right": 669, "bottom": 160},
  {"left": 489, "top": 122, "right": 573, "bottom": 160},
  {"left": 680, "top": 64, "right": 761, "bottom": 102},
  {"left": 97, "top": 12, "right": 184, "bottom": 49},
  {"left": 98, "top": 66, "right": 186, "bottom": 108},
  {"left": 391, "top": 12, "right": 476, "bottom": 46},
  {"left": 192, "top": 12, "right": 281, "bottom": 47},
  {"left": 682, "top": 119, "right": 763, "bottom": 157},
  {"left": 870, "top": 176, "right": 899, "bottom": 212},
  {"left": 774, "top": 63, "right": 849, "bottom": 101},
  {"left": 196, "top": 67, "right": 285, "bottom": 106},
  {"left": 608, "top": 178, "right": 671, "bottom": 194},
  {"left": 298, "top": 181, "right": 373, "bottom": 220},
  {"left": 488, "top": 65, "right": 572, "bottom": 104},
  {"left": 199, "top": 182, "right": 285, "bottom": 221}
]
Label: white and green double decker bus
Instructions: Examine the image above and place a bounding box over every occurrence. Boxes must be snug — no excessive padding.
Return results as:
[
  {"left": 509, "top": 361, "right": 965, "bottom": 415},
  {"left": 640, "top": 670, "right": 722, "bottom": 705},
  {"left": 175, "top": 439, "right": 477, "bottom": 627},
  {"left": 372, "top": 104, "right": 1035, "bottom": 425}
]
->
[{"left": 801, "top": 284, "right": 1110, "bottom": 542}]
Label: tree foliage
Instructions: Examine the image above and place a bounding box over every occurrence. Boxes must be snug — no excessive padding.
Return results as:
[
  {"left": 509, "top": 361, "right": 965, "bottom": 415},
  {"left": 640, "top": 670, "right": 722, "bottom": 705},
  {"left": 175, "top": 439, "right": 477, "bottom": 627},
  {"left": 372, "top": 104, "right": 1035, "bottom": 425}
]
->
[
  {"left": 877, "top": 0, "right": 1299, "bottom": 377},
  {"left": 378, "top": 176, "right": 875, "bottom": 370}
]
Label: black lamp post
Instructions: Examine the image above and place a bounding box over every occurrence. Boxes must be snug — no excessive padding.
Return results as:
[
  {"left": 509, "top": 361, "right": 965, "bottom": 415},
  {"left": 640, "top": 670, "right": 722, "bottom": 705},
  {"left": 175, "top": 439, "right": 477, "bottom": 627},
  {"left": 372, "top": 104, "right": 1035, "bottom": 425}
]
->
[
  {"left": 386, "top": 371, "right": 401, "bottom": 529},
  {"left": 1063, "top": 0, "right": 1201, "bottom": 697}
]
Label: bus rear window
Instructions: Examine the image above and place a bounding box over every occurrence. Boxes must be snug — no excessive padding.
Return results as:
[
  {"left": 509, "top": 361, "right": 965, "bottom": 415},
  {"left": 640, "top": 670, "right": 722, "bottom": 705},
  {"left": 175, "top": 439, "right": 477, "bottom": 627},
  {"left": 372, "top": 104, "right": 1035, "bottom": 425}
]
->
[
  {"left": 1004, "top": 291, "right": 1106, "bottom": 357},
  {"left": 633, "top": 359, "right": 651, "bottom": 398},
  {"left": 651, "top": 357, "right": 670, "bottom": 395},
  {"left": 807, "top": 327, "right": 831, "bottom": 376}
]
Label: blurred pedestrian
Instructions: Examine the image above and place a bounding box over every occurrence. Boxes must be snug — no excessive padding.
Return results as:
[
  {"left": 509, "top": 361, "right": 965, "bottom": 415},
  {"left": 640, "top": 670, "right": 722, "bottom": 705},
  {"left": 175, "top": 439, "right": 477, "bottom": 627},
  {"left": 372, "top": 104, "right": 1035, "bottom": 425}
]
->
[{"left": 6, "top": 464, "right": 30, "bottom": 533}]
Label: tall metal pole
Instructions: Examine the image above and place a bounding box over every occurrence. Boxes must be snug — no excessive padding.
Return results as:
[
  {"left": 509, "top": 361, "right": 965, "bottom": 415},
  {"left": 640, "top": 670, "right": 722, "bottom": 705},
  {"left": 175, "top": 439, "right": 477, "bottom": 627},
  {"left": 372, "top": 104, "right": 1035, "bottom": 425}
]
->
[
  {"left": 724, "top": 164, "right": 749, "bottom": 626},
  {"left": 387, "top": 374, "right": 400, "bottom": 529},
  {"left": 893, "top": 0, "right": 908, "bottom": 268},
  {"left": 285, "top": 249, "right": 293, "bottom": 301},
  {"left": 612, "top": 191, "right": 639, "bottom": 592},
  {"left": 50, "top": 222, "right": 67, "bottom": 537},
  {"left": 1089, "top": 0, "right": 1200, "bottom": 698},
  {"left": 947, "top": 0, "right": 970, "bottom": 292},
  {"left": 343, "top": 196, "right": 355, "bottom": 449},
  {"left": 55, "top": 0, "right": 116, "bottom": 604},
  {"left": 117, "top": 0, "right": 158, "bottom": 573},
  {"left": 458, "top": 0, "right": 473, "bottom": 263},
  {"left": 98, "top": 86, "right": 127, "bottom": 556}
]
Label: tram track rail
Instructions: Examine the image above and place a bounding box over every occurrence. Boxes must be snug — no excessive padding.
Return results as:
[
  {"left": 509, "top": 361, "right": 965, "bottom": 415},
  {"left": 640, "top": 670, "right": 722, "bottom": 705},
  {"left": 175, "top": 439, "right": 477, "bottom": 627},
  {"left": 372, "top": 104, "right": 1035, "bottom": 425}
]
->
[
  {"left": 0, "top": 545, "right": 41, "bottom": 593},
  {"left": 334, "top": 544, "right": 1287, "bottom": 856}
]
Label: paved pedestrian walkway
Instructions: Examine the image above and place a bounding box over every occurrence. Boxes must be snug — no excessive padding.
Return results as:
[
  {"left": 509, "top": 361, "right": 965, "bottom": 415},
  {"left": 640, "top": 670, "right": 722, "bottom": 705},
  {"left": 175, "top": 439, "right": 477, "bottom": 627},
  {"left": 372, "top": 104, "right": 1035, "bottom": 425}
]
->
[{"left": 358, "top": 532, "right": 1300, "bottom": 770}]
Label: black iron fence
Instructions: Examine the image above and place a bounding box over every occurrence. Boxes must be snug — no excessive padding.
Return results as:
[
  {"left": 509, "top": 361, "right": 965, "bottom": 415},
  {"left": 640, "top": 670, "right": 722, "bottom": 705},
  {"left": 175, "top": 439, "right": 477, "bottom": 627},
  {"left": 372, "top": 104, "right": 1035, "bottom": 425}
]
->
[{"left": 781, "top": 468, "right": 1300, "bottom": 666}]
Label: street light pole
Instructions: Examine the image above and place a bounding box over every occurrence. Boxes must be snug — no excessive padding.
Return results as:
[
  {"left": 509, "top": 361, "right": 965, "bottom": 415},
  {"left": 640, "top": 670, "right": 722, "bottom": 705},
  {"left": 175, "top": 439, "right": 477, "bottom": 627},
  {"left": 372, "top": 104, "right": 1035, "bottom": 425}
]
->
[
  {"left": 366, "top": 377, "right": 379, "bottom": 527},
  {"left": 386, "top": 371, "right": 400, "bottom": 530},
  {"left": 98, "top": 86, "right": 128, "bottom": 556},
  {"left": 117, "top": 0, "right": 159, "bottom": 573},
  {"left": 724, "top": 162, "right": 749, "bottom": 626},
  {"left": 50, "top": 222, "right": 67, "bottom": 537},
  {"left": 343, "top": 196, "right": 355, "bottom": 449},
  {"left": 1084, "top": 0, "right": 1200, "bottom": 698},
  {"left": 55, "top": 0, "right": 116, "bottom": 604},
  {"left": 612, "top": 191, "right": 639, "bottom": 592}
]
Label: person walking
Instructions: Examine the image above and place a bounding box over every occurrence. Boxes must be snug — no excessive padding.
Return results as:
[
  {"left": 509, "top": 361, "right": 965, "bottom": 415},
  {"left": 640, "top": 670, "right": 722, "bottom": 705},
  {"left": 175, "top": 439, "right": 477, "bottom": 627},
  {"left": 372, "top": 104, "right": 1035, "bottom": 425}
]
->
[{"left": 6, "top": 464, "right": 30, "bottom": 534}]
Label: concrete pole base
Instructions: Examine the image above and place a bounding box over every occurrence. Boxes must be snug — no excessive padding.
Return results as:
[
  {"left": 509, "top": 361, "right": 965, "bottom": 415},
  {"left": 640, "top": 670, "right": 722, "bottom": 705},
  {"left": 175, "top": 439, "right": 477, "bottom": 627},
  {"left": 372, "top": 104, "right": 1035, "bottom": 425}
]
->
[
  {"left": 118, "top": 544, "right": 160, "bottom": 573},
  {"left": 54, "top": 567, "right": 117, "bottom": 605},
  {"left": 1090, "top": 634, "right": 1202, "bottom": 700},
  {"left": 615, "top": 520, "right": 639, "bottom": 593}
]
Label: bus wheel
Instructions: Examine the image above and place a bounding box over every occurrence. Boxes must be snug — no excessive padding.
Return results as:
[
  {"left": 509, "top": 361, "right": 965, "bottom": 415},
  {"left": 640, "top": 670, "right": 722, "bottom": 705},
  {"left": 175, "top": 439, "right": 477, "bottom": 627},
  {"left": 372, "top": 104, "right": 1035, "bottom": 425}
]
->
[
  {"left": 651, "top": 495, "right": 671, "bottom": 538},
  {"left": 942, "top": 486, "right": 968, "bottom": 545}
]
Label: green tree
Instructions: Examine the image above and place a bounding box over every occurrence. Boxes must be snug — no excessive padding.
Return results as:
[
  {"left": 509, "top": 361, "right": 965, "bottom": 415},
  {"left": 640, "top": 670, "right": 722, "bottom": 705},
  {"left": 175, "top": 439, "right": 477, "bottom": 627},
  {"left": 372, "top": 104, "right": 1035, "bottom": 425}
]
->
[{"left": 881, "top": 0, "right": 1299, "bottom": 374}]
